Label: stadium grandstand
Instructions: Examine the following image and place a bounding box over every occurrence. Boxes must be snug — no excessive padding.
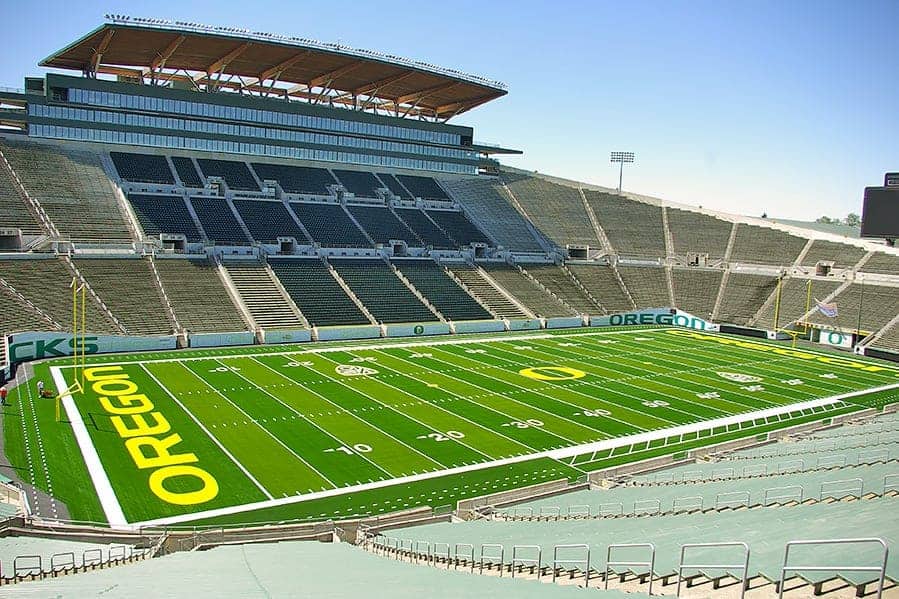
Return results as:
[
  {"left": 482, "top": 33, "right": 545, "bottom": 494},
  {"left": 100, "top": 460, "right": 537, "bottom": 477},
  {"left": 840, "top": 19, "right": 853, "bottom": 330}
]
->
[{"left": 0, "top": 14, "right": 896, "bottom": 598}]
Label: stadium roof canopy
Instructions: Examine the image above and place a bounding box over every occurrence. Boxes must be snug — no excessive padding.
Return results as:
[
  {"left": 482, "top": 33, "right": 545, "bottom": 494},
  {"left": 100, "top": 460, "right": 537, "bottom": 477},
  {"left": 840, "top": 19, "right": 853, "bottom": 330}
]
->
[{"left": 40, "top": 16, "right": 508, "bottom": 122}]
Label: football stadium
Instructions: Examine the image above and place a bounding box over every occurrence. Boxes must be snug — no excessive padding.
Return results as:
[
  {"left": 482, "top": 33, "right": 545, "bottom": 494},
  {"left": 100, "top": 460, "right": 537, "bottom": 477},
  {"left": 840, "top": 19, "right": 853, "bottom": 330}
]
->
[{"left": 0, "top": 11, "right": 897, "bottom": 598}]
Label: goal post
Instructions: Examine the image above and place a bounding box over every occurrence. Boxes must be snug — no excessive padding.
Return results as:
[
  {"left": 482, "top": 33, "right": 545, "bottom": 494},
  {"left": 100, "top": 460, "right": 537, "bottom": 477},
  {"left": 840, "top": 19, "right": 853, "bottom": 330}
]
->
[{"left": 57, "top": 277, "right": 87, "bottom": 421}]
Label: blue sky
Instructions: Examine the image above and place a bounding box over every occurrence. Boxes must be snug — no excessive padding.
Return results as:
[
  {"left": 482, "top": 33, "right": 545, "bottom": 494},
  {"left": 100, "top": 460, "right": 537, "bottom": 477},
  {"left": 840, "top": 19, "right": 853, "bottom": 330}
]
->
[{"left": 2, "top": 0, "right": 897, "bottom": 220}]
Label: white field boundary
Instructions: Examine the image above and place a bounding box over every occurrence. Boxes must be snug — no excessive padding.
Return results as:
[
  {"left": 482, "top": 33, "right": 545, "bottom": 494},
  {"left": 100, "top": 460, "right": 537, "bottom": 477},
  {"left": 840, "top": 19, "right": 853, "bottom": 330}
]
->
[
  {"left": 126, "top": 383, "right": 898, "bottom": 530},
  {"left": 50, "top": 366, "right": 127, "bottom": 527}
]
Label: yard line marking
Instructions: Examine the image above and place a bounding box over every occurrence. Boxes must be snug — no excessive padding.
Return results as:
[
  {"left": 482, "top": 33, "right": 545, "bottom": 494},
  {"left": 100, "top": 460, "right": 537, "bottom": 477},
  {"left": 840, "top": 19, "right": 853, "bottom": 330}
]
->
[
  {"left": 51, "top": 366, "right": 128, "bottom": 527},
  {"left": 376, "top": 348, "right": 599, "bottom": 444},
  {"left": 125, "top": 383, "right": 897, "bottom": 530},
  {"left": 139, "top": 364, "right": 274, "bottom": 500},
  {"left": 247, "top": 356, "right": 447, "bottom": 471},
  {"left": 177, "top": 361, "right": 338, "bottom": 490}
]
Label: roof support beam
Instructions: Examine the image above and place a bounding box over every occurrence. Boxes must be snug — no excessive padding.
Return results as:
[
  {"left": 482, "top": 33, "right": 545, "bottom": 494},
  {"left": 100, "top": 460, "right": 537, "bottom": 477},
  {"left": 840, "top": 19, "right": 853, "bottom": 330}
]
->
[
  {"left": 205, "top": 42, "right": 252, "bottom": 76},
  {"left": 394, "top": 81, "right": 461, "bottom": 106},
  {"left": 150, "top": 35, "right": 186, "bottom": 73},
  {"left": 256, "top": 50, "right": 310, "bottom": 81},
  {"left": 351, "top": 70, "right": 415, "bottom": 95},
  {"left": 89, "top": 29, "right": 116, "bottom": 76},
  {"left": 306, "top": 60, "right": 365, "bottom": 88}
]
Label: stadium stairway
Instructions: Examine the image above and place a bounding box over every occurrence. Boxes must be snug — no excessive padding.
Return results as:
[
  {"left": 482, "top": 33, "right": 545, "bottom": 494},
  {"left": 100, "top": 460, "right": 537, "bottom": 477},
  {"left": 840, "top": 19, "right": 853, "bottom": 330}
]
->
[
  {"left": 189, "top": 196, "right": 252, "bottom": 244},
  {"left": 860, "top": 251, "right": 899, "bottom": 275},
  {"left": 126, "top": 194, "right": 204, "bottom": 243},
  {"left": 715, "top": 272, "right": 780, "bottom": 326},
  {"left": 424, "top": 208, "right": 493, "bottom": 247},
  {"left": 392, "top": 259, "right": 493, "bottom": 322},
  {"left": 615, "top": 266, "right": 671, "bottom": 309},
  {"left": 109, "top": 152, "right": 176, "bottom": 185},
  {"left": 443, "top": 263, "right": 533, "bottom": 319},
  {"left": 520, "top": 264, "right": 602, "bottom": 315},
  {"left": 729, "top": 224, "right": 807, "bottom": 267},
  {"left": 0, "top": 152, "right": 46, "bottom": 236},
  {"left": 666, "top": 207, "right": 734, "bottom": 261},
  {"left": 805, "top": 282, "right": 899, "bottom": 334},
  {"left": 153, "top": 258, "right": 249, "bottom": 333},
  {"left": 671, "top": 268, "right": 723, "bottom": 321},
  {"left": 566, "top": 264, "right": 635, "bottom": 314},
  {"left": 800, "top": 240, "right": 867, "bottom": 270},
  {"left": 393, "top": 207, "right": 456, "bottom": 249},
  {"left": 750, "top": 277, "right": 842, "bottom": 330},
  {"left": 330, "top": 259, "right": 439, "bottom": 324},
  {"left": 231, "top": 198, "right": 310, "bottom": 244},
  {"left": 251, "top": 162, "right": 337, "bottom": 195},
  {"left": 268, "top": 258, "right": 373, "bottom": 327},
  {"left": 290, "top": 201, "right": 370, "bottom": 247},
  {"left": 481, "top": 263, "right": 575, "bottom": 318},
  {"left": 583, "top": 190, "right": 666, "bottom": 258},
  {"left": 222, "top": 261, "right": 307, "bottom": 330},
  {"left": 347, "top": 203, "right": 417, "bottom": 246},
  {"left": 0, "top": 280, "right": 60, "bottom": 337}
]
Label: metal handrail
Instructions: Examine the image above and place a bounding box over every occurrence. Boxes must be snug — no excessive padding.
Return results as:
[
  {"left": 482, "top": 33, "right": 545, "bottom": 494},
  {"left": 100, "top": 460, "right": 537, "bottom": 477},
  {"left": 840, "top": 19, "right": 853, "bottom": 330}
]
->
[
  {"left": 883, "top": 473, "right": 899, "bottom": 493},
  {"left": 413, "top": 540, "right": 430, "bottom": 564},
  {"left": 673, "top": 495, "right": 703, "bottom": 512},
  {"left": 511, "top": 545, "right": 541, "bottom": 578},
  {"left": 479, "top": 544, "right": 504, "bottom": 576},
  {"left": 552, "top": 544, "right": 590, "bottom": 586},
  {"left": 764, "top": 485, "right": 804, "bottom": 505},
  {"left": 716, "top": 491, "right": 751, "bottom": 509},
  {"left": 677, "top": 541, "right": 750, "bottom": 599},
  {"left": 454, "top": 543, "right": 474, "bottom": 572},
  {"left": 778, "top": 538, "right": 888, "bottom": 599},
  {"left": 567, "top": 504, "right": 590, "bottom": 518},
  {"left": 634, "top": 499, "right": 661, "bottom": 515},
  {"left": 607, "top": 543, "right": 656, "bottom": 595},
  {"left": 819, "top": 477, "right": 863, "bottom": 500}
]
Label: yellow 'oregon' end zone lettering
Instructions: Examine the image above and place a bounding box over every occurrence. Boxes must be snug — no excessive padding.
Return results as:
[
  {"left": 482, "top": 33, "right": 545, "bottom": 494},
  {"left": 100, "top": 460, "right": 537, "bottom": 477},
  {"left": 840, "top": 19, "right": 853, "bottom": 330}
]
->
[
  {"left": 83, "top": 366, "right": 219, "bottom": 507},
  {"left": 664, "top": 328, "right": 899, "bottom": 374},
  {"left": 519, "top": 366, "right": 586, "bottom": 381}
]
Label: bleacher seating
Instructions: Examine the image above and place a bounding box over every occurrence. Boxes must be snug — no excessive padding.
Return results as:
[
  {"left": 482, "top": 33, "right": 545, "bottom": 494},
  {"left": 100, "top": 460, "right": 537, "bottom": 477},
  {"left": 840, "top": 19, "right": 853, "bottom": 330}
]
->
[
  {"left": 481, "top": 264, "right": 575, "bottom": 317},
  {"left": 616, "top": 266, "right": 670, "bottom": 309},
  {"left": 500, "top": 172, "right": 597, "bottom": 247},
  {"left": 0, "top": 258, "right": 119, "bottom": 334},
  {"left": 225, "top": 262, "right": 304, "bottom": 329},
  {"left": 444, "top": 263, "right": 529, "bottom": 319},
  {"left": 671, "top": 268, "right": 722, "bottom": 319},
  {"left": 0, "top": 286, "right": 58, "bottom": 335},
  {"left": 290, "top": 202, "right": 369, "bottom": 246},
  {"left": 392, "top": 259, "right": 492, "bottom": 321},
  {"left": 806, "top": 282, "right": 899, "bottom": 332},
  {"left": 860, "top": 251, "right": 899, "bottom": 275},
  {"left": 871, "top": 322, "right": 899, "bottom": 354},
  {"left": 252, "top": 163, "right": 336, "bottom": 195},
  {"left": 153, "top": 259, "right": 248, "bottom": 333},
  {"left": 330, "top": 259, "right": 437, "bottom": 324},
  {"left": 170, "top": 156, "right": 204, "bottom": 187},
  {"left": 75, "top": 258, "right": 173, "bottom": 335},
  {"left": 232, "top": 199, "right": 309, "bottom": 243},
  {"left": 521, "top": 265, "right": 600, "bottom": 315},
  {"left": 566, "top": 265, "right": 634, "bottom": 313},
  {"left": 189, "top": 197, "right": 251, "bottom": 243},
  {"left": 752, "top": 277, "right": 842, "bottom": 330},
  {"left": 332, "top": 169, "right": 384, "bottom": 198},
  {"left": 127, "top": 194, "right": 202, "bottom": 242},
  {"left": 269, "top": 258, "right": 370, "bottom": 327},
  {"left": 346, "top": 205, "right": 415, "bottom": 245},
  {"left": 439, "top": 177, "right": 544, "bottom": 251},
  {"left": 666, "top": 207, "right": 733, "bottom": 259},
  {"left": 195, "top": 158, "right": 260, "bottom": 192},
  {"left": 394, "top": 208, "right": 455, "bottom": 248},
  {"left": 109, "top": 152, "right": 175, "bottom": 185},
  {"left": 376, "top": 173, "right": 412, "bottom": 199},
  {"left": 395, "top": 174, "right": 449, "bottom": 200},
  {"left": 729, "top": 223, "right": 807, "bottom": 265},
  {"left": 584, "top": 190, "right": 666, "bottom": 257},
  {"left": 425, "top": 209, "right": 492, "bottom": 246},
  {"left": 1, "top": 139, "right": 132, "bottom": 242},
  {"left": 0, "top": 163, "right": 43, "bottom": 235},
  {"left": 716, "top": 272, "right": 779, "bottom": 325},
  {"left": 0, "top": 536, "right": 136, "bottom": 580},
  {"left": 800, "top": 240, "right": 866, "bottom": 269}
]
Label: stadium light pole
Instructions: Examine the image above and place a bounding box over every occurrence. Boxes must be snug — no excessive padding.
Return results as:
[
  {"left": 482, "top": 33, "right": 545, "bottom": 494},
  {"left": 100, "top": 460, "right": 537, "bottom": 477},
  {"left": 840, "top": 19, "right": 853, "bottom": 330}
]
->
[{"left": 610, "top": 151, "right": 635, "bottom": 193}]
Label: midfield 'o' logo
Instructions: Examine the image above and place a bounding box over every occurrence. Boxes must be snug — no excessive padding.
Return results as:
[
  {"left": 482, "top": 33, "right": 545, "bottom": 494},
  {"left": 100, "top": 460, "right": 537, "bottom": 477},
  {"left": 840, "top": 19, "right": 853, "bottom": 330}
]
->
[
  {"left": 413, "top": 325, "right": 425, "bottom": 335},
  {"left": 519, "top": 366, "right": 586, "bottom": 381},
  {"left": 716, "top": 372, "right": 762, "bottom": 383},
  {"left": 336, "top": 365, "right": 378, "bottom": 376}
]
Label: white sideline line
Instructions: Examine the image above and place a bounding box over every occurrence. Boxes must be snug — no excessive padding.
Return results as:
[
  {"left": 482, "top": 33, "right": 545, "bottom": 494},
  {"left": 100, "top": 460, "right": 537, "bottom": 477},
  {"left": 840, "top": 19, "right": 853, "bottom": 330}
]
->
[
  {"left": 126, "top": 382, "right": 898, "bottom": 530},
  {"left": 50, "top": 366, "right": 128, "bottom": 527}
]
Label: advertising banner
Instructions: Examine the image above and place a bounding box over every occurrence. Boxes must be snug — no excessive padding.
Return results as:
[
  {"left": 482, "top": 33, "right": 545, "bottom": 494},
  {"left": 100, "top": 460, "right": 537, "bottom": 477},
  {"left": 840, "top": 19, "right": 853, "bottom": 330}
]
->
[{"left": 7, "top": 331, "right": 178, "bottom": 364}]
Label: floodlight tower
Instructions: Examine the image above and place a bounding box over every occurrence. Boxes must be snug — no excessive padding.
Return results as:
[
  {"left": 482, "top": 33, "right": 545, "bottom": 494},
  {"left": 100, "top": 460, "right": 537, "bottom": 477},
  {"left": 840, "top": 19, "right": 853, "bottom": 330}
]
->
[{"left": 610, "top": 151, "right": 635, "bottom": 193}]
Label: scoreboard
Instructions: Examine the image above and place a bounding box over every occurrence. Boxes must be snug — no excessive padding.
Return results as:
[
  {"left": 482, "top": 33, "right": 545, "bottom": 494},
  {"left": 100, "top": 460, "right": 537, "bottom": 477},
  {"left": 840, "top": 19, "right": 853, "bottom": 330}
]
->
[{"left": 861, "top": 174, "right": 899, "bottom": 239}]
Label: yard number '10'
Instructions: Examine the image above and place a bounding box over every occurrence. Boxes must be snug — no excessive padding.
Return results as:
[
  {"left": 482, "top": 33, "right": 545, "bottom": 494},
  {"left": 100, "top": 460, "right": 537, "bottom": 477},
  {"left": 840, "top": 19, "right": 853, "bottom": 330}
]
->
[{"left": 324, "top": 444, "right": 372, "bottom": 455}]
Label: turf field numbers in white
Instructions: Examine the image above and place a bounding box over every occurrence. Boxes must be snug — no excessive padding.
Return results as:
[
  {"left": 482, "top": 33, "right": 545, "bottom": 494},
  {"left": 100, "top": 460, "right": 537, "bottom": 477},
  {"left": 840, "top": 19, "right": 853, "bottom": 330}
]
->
[
  {"left": 285, "top": 361, "right": 314, "bottom": 367},
  {"left": 741, "top": 385, "right": 765, "bottom": 392},
  {"left": 324, "top": 444, "right": 372, "bottom": 455},
  {"left": 416, "top": 431, "right": 465, "bottom": 442},
  {"left": 409, "top": 353, "right": 432, "bottom": 358},
  {"left": 696, "top": 391, "right": 720, "bottom": 399},
  {"left": 578, "top": 409, "right": 611, "bottom": 417},
  {"left": 349, "top": 356, "right": 377, "bottom": 363},
  {"left": 780, "top": 379, "right": 804, "bottom": 386},
  {"left": 642, "top": 400, "right": 670, "bottom": 408},
  {"left": 209, "top": 366, "right": 241, "bottom": 373},
  {"left": 819, "top": 373, "right": 838, "bottom": 379},
  {"left": 502, "top": 419, "right": 544, "bottom": 429},
  {"left": 465, "top": 349, "right": 487, "bottom": 354}
]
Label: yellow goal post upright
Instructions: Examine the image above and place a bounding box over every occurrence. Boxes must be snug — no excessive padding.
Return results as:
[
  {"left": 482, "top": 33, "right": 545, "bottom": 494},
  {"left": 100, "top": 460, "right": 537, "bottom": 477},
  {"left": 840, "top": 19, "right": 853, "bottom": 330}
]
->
[
  {"left": 56, "top": 277, "right": 87, "bottom": 421},
  {"left": 772, "top": 277, "right": 813, "bottom": 348}
]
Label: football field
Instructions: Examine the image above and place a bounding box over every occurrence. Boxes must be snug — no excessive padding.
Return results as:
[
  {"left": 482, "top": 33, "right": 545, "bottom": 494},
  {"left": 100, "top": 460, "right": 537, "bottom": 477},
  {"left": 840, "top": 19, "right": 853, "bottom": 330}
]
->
[{"left": 47, "top": 326, "right": 899, "bottom": 528}]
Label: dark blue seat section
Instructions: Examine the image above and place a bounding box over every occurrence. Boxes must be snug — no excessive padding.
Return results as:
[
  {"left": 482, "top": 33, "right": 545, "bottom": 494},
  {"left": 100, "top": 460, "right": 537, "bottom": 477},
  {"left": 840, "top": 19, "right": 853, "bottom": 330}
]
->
[
  {"left": 290, "top": 202, "right": 369, "bottom": 247},
  {"left": 425, "top": 210, "right": 491, "bottom": 245},
  {"left": 330, "top": 259, "right": 437, "bottom": 324},
  {"left": 170, "top": 156, "right": 204, "bottom": 187},
  {"left": 393, "top": 259, "right": 492, "bottom": 321},
  {"left": 110, "top": 152, "right": 175, "bottom": 184},
  {"left": 395, "top": 175, "right": 449, "bottom": 200},
  {"left": 189, "top": 197, "right": 251, "bottom": 243},
  {"left": 376, "top": 173, "right": 412, "bottom": 199},
  {"left": 252, "top": 163, "right": 336, "bottom": 195},
  {"left": 332, "top": 170, "right": 384, "bottom": 198},
  {"left": 269, "top": 258, "right": 370, "bottom": 327},
  {"left": 127, "top": 194, "right": 202, "bottom": 242},
  {"left": 196, "top": 159, "right": 260, "bottom": 192},
  {"left": 395, "top": 208, "right": 455, "bottom": 249},
  {"left": 232, "top": 199, "right": 308, "bottom": 243},
  {"left": 347, "top": 205, "right": 416, "bottom": 245}
]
